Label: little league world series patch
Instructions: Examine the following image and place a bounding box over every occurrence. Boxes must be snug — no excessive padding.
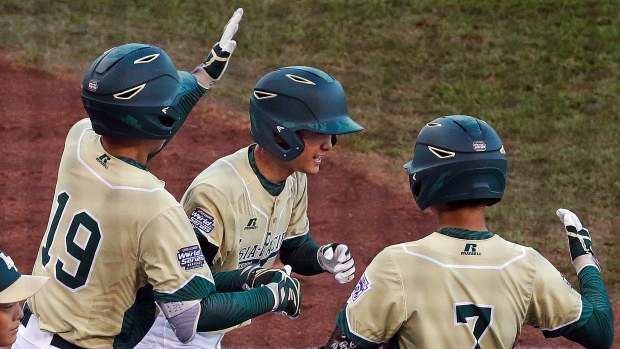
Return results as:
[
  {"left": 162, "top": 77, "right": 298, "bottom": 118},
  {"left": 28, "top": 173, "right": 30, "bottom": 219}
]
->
[
  {"left": 189, "top": 207, "right": 215, "bottom": 234},
  {"left": 351, "top": 272, "right": 372, "bottom": 303},
  {"left": 177, "top": 245, "right": 206, "bottom": 270}
]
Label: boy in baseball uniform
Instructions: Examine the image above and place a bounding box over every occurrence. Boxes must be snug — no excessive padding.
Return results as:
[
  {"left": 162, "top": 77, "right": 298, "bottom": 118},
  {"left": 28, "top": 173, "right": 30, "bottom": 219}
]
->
[
  {"left": 322, "top": 115, "right": 614, "bottom": 348},
  {"left": 138, "top": 66, "right": 363, "bottom": 348}
]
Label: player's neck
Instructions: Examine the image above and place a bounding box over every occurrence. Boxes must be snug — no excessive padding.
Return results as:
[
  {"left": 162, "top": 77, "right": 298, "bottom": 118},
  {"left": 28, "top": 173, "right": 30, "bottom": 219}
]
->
[
  {"left": 253, "top": 145, "right": 293, "bottom": 183},
  {"left": 101, "top": 137, "right": 162, "bottom": 165},
  {"left": 432, "top": 203, "right": 488, "bottom": 232}
]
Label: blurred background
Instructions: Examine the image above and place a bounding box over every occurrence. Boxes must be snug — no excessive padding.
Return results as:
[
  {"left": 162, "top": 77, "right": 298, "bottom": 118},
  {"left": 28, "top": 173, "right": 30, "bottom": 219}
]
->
[{"left": 1, "top": 0, "right": 618, "bottom": 298}]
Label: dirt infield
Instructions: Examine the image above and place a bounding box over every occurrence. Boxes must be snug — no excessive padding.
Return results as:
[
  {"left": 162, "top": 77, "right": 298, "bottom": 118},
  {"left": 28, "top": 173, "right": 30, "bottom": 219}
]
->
[{"left": 0, "top": 60, "right": 604, "bottom": 348}]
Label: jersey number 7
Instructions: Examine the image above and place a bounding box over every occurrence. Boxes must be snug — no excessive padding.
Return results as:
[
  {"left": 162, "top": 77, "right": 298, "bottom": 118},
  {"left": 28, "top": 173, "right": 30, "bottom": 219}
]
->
[{"left": 454, "top": 302, "right": 494, "bottom": 349}]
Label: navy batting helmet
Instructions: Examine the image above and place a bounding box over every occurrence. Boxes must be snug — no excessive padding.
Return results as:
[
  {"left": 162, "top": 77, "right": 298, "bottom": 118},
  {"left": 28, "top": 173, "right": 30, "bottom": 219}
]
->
[
  {"left": 82, "top": 43, "right": 198, "bottom": 139},
  {"left": 249, "top": 66, "right": 363, "bottom": 161},
  {"left": 403, "top": 115, "right": 507, "bottom": 211}
]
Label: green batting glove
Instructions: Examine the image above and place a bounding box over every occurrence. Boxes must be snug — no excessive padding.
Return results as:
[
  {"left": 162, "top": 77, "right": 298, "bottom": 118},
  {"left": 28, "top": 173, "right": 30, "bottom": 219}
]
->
[
  {"left": 236, "top": 264, "right": 290, "bottom": 291},
  {"left": 193, "top": 8, "right": 243, "bottom": 83},
  {"left": 556, "top": 208, "right": 601, "bottom": 274},
  {"left": 264, "top": 265, "right": 302, "bottom": 319}
]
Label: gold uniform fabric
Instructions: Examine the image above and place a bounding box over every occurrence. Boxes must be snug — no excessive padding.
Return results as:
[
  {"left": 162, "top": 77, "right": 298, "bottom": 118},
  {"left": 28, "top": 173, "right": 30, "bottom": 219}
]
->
[
  {"left": 345, "top": 232, "right": 582, "bottom": 348},
  {"left": 182, "top": 145, "right": 310, "bottom": 272},
  {"left": 180, "top": 146, "right": 309, "bottom": 333},
  {"left": 28, "top": 119, "right": 214, "bottom": 348}
]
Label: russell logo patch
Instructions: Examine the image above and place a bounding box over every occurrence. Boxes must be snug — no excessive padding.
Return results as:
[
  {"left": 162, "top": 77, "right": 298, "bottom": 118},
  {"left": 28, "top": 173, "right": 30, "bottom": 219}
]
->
[
  {"left": 351, "top": 272, "right": 372, "bottom": 303},
  {"left": 177, "top": 245, "right": 205, "bottom": 270},
  {"left": 189, "top": 208, "right": 215, "bottom": 234}
]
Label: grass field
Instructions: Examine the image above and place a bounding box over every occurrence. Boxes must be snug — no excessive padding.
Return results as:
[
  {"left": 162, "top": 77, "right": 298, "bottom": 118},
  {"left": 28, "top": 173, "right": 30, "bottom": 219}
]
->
[{"left": 1, "top": 0, "right": 618, "bottom": 294}]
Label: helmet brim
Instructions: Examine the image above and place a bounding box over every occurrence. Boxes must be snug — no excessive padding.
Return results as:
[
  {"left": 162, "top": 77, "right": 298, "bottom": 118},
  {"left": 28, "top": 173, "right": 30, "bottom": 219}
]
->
[{"left": 303, "top": 116, "right": 364, "bottom": 135}]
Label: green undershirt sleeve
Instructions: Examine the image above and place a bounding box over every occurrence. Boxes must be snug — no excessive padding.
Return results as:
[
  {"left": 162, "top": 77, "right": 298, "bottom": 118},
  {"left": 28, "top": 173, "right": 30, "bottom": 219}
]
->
[
  {"left": 197, "top": 286, "right": 274, "bottom": 332},
  {"left": 279, "top": 233, "right": 324, "bottom": 276},
  {"left": 551, "top": 266, "right": 614, "bottom": 348},
  {"left": 541, "top": 266, "right": 614, "bottom": 347},
  {"left": 211, "top": 270, "right": 244, "bottom": 293}
]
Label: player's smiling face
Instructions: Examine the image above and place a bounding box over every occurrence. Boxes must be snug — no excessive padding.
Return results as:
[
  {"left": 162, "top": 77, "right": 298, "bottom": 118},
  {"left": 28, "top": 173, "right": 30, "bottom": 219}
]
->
[
  {"left": 0, "top": 302, "right": 22, "bottom": 346},
  {"left": 289, "top": 130, "right": 333, "bottom": 175}
]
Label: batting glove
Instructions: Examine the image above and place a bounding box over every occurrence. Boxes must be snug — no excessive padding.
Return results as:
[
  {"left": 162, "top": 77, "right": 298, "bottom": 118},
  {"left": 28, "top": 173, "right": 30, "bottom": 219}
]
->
[
  {"left": 264, "top": 265, "right": 302, "bottom": 319},
  {"left": 236, "top": 264, "right": 290, "bottom": 291},
  {"left": 556, "top": 208, "right": 601, "bottom": 274},
  {"left": 192, "top": 8, "right": 243, "bottom": 86},
  {"left": 317, "top": 243, "right": 355, "bottom": 284}
]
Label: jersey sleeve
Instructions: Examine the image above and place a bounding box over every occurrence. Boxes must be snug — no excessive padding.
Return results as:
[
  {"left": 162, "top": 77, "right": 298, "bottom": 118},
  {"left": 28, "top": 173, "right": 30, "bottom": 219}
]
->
[
  {"left": 284, "top": 173, "right": 310, "bottom": 240},
  {"left": 524, "top": 250, "right": 583, "bottom": 331},
  {"left": 340, "top": 248, "right": 405, "bottom": 345},
  {"left": 183, "top": 183, "right": 235, "bottom": 268},
  {"left": 138, "top": 205, "right": 215, "bottom": 302}
]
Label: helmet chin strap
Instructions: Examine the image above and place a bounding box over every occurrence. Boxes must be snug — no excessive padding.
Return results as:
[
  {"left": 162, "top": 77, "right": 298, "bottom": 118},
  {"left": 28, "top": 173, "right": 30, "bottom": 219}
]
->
[{"left": 147, "top": 138, "right": 170, "bottom": 162}]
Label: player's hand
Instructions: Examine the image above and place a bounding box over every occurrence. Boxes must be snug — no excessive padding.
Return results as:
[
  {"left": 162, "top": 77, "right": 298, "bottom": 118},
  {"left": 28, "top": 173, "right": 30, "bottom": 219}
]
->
[
  {"left": 317, "top": 243, "right": 355, "bottom": 284},
  {"left": 264, "top": 265, "right": 302, "bottom": 319},
  {"left": 236, "top": 264, "right": 289, "bottom": 290},
  {"left": 556, "top": 208, "right": 601, "bottom": 274},
  {"left": 193, "top": 8, "right": 243, "bottom": 83}
]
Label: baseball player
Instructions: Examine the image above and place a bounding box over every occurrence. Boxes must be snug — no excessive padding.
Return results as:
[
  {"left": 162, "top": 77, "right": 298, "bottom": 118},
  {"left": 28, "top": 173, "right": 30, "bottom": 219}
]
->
[
  {"left": 0, "top": 250, "right": 48, "bottom": 347},
  {"left": 136, "top": 66, "right": 363, "bottom": 348},
  {"left": 13, "top": 9, "right": 302, "bottom": 349},
  {"left": 322, "top": 115, "right": 614, "bottom": 348}
]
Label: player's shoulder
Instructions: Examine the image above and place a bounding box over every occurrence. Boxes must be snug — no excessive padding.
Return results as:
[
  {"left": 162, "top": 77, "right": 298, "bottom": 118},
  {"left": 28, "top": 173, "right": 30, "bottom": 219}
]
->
[
  {"left": 65, "top": 118, "right": 93, "bottom": 140},
  {"left": 187, "top": 147, "right": 252, "bottom": 192}
]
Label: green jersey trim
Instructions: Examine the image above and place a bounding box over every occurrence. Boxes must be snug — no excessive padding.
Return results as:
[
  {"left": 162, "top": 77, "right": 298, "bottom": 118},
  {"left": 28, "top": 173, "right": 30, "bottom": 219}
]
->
[
  {"left": 115, "top": 156, "right": 147, "bottom": 170},
  {"left": 153, "top": 274, "right": 215, "bottom": 302},
  {"left": 337, "top": 306, "right": 382, "bottom": 348},
  {"left": 248, "top": 145, "right": 286, "bottom": 196},
  {"left": 438, "top": 227, "right": 494, "bottom": 239},
  {"left": 113, "top": 284, "right": 157, "bottom": 349}
]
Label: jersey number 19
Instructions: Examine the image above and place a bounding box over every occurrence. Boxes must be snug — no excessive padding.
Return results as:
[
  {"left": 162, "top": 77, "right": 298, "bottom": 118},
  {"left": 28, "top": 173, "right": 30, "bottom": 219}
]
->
[{"left": 41, "top": 191, "right": 102, "bottom": 291}]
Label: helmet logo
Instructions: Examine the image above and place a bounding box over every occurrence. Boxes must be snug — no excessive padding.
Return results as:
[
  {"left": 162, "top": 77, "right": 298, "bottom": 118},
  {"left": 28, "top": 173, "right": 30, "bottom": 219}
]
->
[
  {"left": 428, "top": 146, "right": 455, "bottom": 159},
  {"left": 276, "top": 126, "right": 285, "bottom": 133},
  {"left": 134, "top": 53, "right": 160, "bottom": 64},
  {"left": 114, "top": 83, "right": 146, "bottom": 100},
  {"left": 88, "top": 80, "right": 98, "bottom": 92},
  {"left": 253, "top": 91, "right": 277, "bottom": 100},
  {"left": 162, "top": 107, "right": 169, "bottom": 114},
  {"left": 473, "top": 141, "right": 487, "bottom": 152},
  {"left": 285, "top": 74, "right": 316, "bottom": 85}
]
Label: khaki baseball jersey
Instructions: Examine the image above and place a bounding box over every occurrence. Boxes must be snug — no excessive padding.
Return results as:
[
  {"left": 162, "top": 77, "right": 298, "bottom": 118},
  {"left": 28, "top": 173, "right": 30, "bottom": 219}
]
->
[
  {"left": 182, "top": 145, "right": 310, "bottom": 272},
  {"left": 342, "top": 230, "right": 583, "bottom": 348},
  {"left": 28, "top": 119, "right": 215, "bottom": 349}
]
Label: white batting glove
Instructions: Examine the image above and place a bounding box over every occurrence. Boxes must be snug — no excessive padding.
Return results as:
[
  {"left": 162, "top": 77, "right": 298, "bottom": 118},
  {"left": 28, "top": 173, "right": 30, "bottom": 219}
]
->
[
  {"left": 317, "top": 243, "right": 355, "bottom": 284},
  {"left": 556, "top": 208, "right": 601, "bottom": 274},
  {"left": 192, "top": 8, "right": 243, "bottom": 86}
]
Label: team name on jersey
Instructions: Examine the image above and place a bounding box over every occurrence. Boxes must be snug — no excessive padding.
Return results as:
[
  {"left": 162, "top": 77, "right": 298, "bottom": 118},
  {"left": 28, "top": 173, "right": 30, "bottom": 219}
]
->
[{"left": 238, "top": 231, "right": 285, "bottom": 265}]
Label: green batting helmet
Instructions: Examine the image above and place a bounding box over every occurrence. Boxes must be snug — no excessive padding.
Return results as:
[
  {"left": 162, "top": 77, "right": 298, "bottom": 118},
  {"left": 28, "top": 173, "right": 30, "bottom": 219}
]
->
[
  {"left": 82, "top": 43, "right": 198, "bottom": 140},
  {"left": 249, "top": 66, "right": 363, "bottom": 162},
  {"left": 403, "top": 115, "right": 507, "bottom": 211}
]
